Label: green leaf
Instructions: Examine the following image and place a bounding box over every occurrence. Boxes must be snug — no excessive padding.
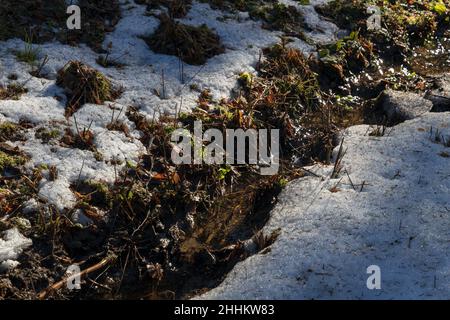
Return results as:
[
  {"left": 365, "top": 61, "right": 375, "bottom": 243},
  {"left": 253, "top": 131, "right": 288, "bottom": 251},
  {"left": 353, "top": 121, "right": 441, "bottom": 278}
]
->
[
  {"left": 318, "top": 48, "right": 330, "bottom": 58},
  {"left": 433, "top": 2, "right": 447, "bottom": 15}
]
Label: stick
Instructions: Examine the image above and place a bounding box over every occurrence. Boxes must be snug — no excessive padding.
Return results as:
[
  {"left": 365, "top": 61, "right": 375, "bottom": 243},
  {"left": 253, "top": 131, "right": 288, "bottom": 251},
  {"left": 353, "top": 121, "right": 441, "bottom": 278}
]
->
[{"left": 37, "top": 254, "right": 116, "bottom": 300}]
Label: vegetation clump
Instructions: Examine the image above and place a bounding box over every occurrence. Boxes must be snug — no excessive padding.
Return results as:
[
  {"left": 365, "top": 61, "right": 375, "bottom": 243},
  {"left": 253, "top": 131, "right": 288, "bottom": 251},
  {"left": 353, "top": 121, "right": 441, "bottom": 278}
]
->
[
  {"left": 136, "top": 0, "right": 193, "bottom": 18},
  {"left": 64, "top": 0, "right": 121, "bottom": 52},
  {"left": 56, "top": 61, "right": 119, "bottom": 116},
  {"left": 202, "top": 0, "right": 308, "bottom": 39},
  {"left": 313, "top": 31, "right": 375, "bottom": 93},
  {"left": 316, "top": 0, "right": 450, "bottom": 61},
  {"left": 0, "top": 147, "right": 27, "bottom": 172},
  {"left": 0, "top": 83, "right": 28, "bottom": 100},
  {"left": 144, "top": 14, "right": 225, "bottom": 65},
  {"left": 72, "top": 180, "right": 112, "bottom": 211},
  {"left": 14, "top": 34, "right": 40, "bottom": 65},
  {"left": 0, "top": 122, "right": 25, "bottom": 142},
  {"left": 35, "top": 127, "right": 60, "bottom": 143},
  {"left": 251, "top": 2, "right": 307, "bottom": 37},
  {"left": 60, "top": 126, "right": 96, "bottom": 151},
  {"left": 0, "top": 0, "right": 121, "bottom": 52},
  {"left": 0, "top": 0, "right": 67, "bottom": 42}
]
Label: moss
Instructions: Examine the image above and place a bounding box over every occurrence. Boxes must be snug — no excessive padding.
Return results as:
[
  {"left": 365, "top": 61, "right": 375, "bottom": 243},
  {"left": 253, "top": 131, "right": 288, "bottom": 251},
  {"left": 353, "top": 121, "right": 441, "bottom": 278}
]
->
[
  {"left": 74, "top": 180, "right": 113, "bottom": 209},
  {"left": 35, "top": 127, "right": 60, "bottom": 143},
  {"left": 238, "top": 72, "right": 253, "bottom": 88},
  {"left": 316, "top": 0, "right": 449, "bottom": 48},
  {"left": 0, "top": 151, "right": 26, "bottom": 171},
  {"left": 143, "top": 14, "right": 225, "bottom": 65},
  {"left": 0, "top": 122, "right": 20, "bottom": 141}
]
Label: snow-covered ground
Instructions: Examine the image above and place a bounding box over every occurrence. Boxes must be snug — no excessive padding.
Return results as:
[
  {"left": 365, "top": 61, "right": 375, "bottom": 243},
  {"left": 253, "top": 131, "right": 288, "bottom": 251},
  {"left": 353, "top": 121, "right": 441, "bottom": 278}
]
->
[
  {"left": 200, "top": 112, "right": 450, "bottom": 299},
  {"left": 0, "top": 0, "right": 338, "bottom": 272},
  {"left": 1, "top": 0, "right": 449, "bottom": 300},
  {"left": 0, "top": 0, "right": 335, "bottom": 213},
  {"left": 0, "top": 228, "right": 32, "bottom": 273}
]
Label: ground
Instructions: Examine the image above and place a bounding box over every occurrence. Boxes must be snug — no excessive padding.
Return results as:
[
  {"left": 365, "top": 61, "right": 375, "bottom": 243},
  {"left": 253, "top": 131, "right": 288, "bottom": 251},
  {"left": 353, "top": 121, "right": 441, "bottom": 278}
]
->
[
  {"left": 200, "top": 112, "right": 450, "bottom": 299},
  {"left": 0, "top": 0, "right": 449, "bottom": 299}
]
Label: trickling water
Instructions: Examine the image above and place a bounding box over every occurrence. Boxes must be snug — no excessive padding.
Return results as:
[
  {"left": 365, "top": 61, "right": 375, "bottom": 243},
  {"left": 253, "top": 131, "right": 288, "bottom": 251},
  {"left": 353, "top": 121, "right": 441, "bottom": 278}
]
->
[{"left": 409, "top": 35, "right": 450, "bottom": 76}]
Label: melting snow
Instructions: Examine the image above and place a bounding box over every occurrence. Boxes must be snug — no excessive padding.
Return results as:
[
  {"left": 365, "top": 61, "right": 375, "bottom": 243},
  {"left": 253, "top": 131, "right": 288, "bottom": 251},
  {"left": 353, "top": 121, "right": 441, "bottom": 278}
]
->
[
  {"left": 199, "top": 112, "right": 450, "bottom": 299},
  {"left": 0, "top": 228, "right": 32, "bottom": 272},
  {"left": 0, "top": 1, "right": 334, "bottom": 211}
]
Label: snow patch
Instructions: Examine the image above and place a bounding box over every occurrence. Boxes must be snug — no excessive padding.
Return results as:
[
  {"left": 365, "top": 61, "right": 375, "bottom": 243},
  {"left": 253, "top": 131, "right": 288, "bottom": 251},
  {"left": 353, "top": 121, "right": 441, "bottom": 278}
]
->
[
  {"left": 199, "top": 112, "right": 450, "bottom": 299},
  {"left": 0, "top": 228, "right": 32, "bottom": 272}
]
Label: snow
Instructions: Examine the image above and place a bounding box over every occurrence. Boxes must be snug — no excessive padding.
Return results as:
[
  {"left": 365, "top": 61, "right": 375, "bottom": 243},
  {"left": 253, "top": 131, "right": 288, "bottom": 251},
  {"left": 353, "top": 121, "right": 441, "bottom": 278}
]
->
[
  {"left": 0, "top": 228, "right": 32, "bottom": 272},
  {"left": 0, "top": 0, "right": 328, "bottom": 212},
  {"left": 280, "top": 0, "right": 339, "bottom": 44},
  {"left": 199, "top": 112, "right": 450, "bottom": 299},
  {"left": 0, "top": 0, "right": 447, "bottom": 299}
]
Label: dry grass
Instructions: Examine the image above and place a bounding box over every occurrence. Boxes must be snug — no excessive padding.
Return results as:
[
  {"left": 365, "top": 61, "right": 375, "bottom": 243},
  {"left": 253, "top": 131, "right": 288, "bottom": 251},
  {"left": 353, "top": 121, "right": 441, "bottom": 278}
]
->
[
  {"left": 0, "top": 0, "right": 120, "bottom": 51},
  {"left": 0, "top": 83, "right": 28, "bottom": 100},
  {"left": 56, "top": 61, "right": 120, "bottom": 117},
  {"left": 143, "top": 14, "right": 225, "bottom": 65}
]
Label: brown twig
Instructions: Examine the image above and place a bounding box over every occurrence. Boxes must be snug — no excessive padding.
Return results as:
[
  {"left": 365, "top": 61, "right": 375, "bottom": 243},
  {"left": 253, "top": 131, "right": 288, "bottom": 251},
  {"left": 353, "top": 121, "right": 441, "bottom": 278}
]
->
[{"left": 37, "top": 254, "right": 117, "bottom": 300}]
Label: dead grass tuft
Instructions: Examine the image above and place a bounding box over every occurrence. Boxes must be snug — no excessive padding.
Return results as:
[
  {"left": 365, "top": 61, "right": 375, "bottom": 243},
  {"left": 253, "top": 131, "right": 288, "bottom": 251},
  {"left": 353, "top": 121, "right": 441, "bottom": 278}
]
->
[
  {"left": 56, "top": 61, "right": 120, "bottom": 117},
  {"left": 0, "top": 83, "right": 28, "bottom": 100},
  {"left": 143, "top": 14, "right": 225, "bottom": 65}
]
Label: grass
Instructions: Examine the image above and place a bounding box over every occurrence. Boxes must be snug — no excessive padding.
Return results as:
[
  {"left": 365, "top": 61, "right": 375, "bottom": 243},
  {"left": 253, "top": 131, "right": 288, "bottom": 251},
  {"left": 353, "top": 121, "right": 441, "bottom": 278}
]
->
[
  {"left": 143, "top": 14, "right": 225, "bottom": 65},
  {"left": 2, "top": 0, "right": 445, "bottom": 300},
  {"left": 35, "top": 127, "right": 61, "bottom": 143},
  {"left": 0, "top": 150, "right": 26, "bottom": 172},
  {"left": 14, "top": 33, "right": 40, "bottom": 65},
  {"left": 0, "top": 83, "right": 28, "bottom": 100},
  {"left": 136, "top": 0, "right": 193, "bottom": 18},
  {"left": 0, "top": 0, "right": 121, "bottom": 52},
  {"left": 0, "top": 121, "right": 25, "bottom": 142},
  {"left": 316, "top": 0, "right": 450, "bottom": 52},
  {"left": 56, "top": 61, "right": 120, "bottom": 117}
]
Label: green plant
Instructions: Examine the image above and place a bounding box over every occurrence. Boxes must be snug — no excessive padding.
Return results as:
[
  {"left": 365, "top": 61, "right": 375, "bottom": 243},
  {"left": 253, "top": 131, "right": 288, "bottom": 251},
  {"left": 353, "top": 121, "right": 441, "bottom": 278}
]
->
[
  {"left": 217, "top": 166, "right": 231, "bottom": 180},
  {"left": 15, "top": 32, "right": 40, "bottom": 65},
  {"left": 0, "top": 150, "right": 26, "bottom": 171}
]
